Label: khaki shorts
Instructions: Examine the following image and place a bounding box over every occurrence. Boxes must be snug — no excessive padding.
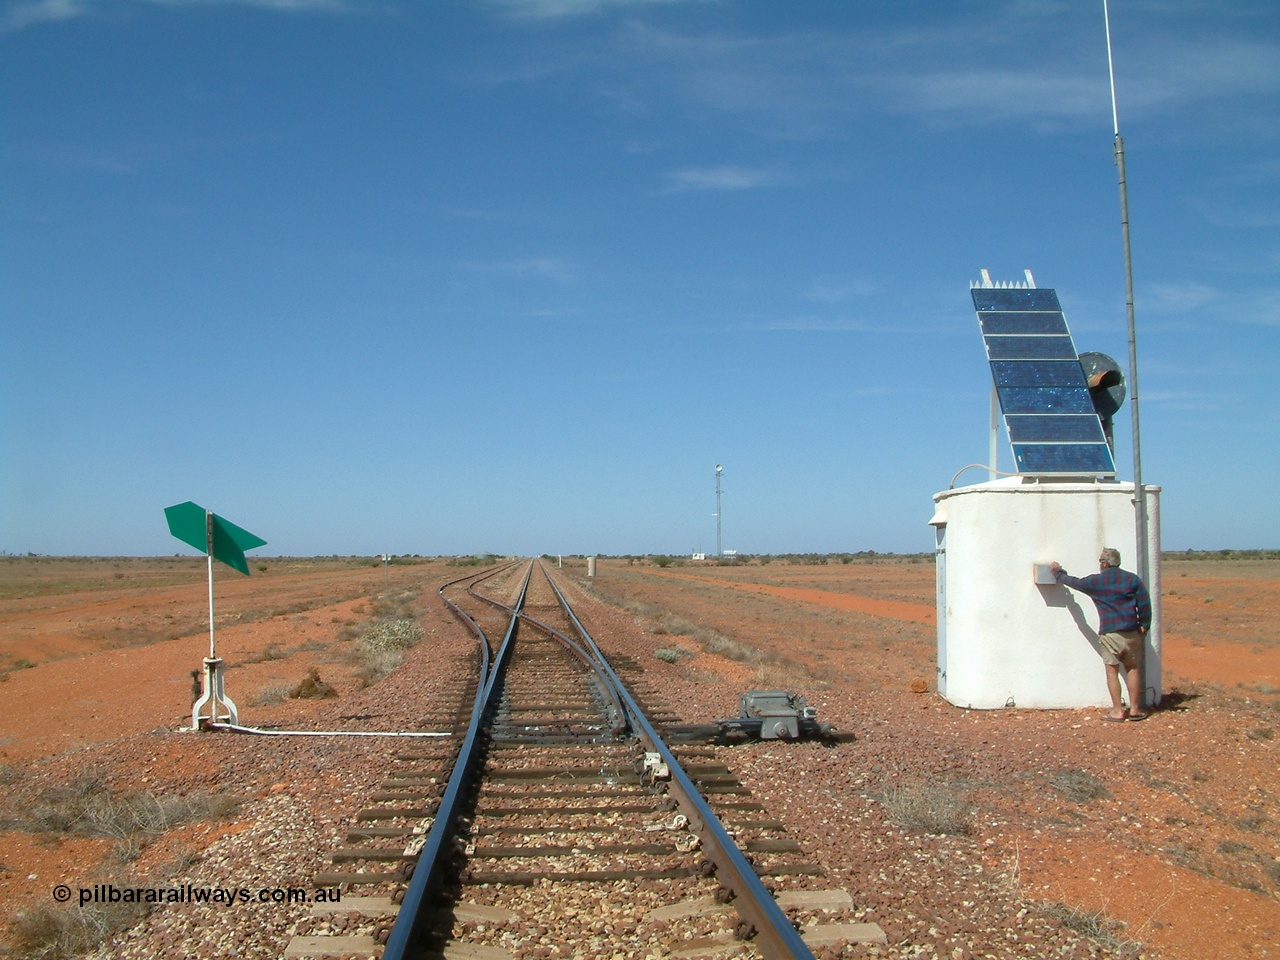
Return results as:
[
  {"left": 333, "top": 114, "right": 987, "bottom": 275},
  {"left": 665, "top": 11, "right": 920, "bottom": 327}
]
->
[{"left": 1099, "top": 629, "right": 1145, "bottom": 669}]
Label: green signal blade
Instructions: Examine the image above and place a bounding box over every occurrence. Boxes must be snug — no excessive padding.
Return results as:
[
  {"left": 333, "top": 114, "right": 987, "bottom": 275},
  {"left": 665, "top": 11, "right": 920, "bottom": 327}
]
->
[
  {"left": 210, "top": 513, "right": 267, "bottom": 576},
  {"left": 164, "top": 501, "right": 266, "bottom": 575},
  {"left": 164, "top": 501, "right": 210, "bottom": 554}
]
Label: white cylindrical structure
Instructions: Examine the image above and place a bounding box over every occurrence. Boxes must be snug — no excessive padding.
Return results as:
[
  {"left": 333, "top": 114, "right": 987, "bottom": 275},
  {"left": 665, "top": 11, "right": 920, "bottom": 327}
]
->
[
  {"left": 930, "top": 478, "right": 1161, "bottom": 710},
  {"left": 587, "top": 556, "right": 596, "bottom": 578}
]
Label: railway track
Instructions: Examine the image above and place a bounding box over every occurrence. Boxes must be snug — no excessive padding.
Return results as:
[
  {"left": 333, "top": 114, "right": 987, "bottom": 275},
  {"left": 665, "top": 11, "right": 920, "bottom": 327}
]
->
[{"left": 290, "top": 560, "right": 881, "bottom": 959}]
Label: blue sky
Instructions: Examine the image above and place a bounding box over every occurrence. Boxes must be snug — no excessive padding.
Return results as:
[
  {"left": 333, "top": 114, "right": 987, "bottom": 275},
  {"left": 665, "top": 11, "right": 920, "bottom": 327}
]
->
[{"left": 2, "top": 0, "right": 1277, "bottom": 558}]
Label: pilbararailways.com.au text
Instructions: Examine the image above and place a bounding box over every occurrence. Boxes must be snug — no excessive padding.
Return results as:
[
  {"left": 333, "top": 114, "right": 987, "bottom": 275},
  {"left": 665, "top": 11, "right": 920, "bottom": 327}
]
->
[{"left": 68, "top": 884, "right": 341, "bottom": 907}]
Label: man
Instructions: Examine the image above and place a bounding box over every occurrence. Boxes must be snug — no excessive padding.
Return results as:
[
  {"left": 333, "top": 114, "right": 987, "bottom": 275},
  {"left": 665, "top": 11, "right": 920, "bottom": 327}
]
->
[{"left": 1050, "top": 547, "right": 1153, "bottom": 722}]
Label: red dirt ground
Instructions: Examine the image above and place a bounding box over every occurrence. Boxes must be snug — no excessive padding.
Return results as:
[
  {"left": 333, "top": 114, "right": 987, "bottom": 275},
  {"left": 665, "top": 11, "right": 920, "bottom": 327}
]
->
[
  {"left": 584, "top": 557, "right": 1279, "bottom": 960},
  {"left": 1, "top": 555, "right": 1277, "bottom": 959}
]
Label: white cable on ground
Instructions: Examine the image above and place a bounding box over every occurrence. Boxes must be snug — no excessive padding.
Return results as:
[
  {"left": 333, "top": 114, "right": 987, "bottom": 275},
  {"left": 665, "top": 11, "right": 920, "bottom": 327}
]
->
[{"left": 207, "top": 723, "right": 451, "bottom": 738}]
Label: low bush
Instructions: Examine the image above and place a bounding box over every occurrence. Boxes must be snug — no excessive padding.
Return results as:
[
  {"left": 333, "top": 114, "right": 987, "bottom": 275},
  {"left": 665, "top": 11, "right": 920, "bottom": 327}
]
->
[
  {"left": 359, "top": 617, "right": 426, "bottom": 652},
  {"left": 352, "top": 649, "right": 403, "bottom": 688},
  {"left": 879, "top": 782, "right": 971, "bottom": 835},
  {"left": 1040, "top": 902, "right": 1140, "bottom": 954},
  {"left": 1051, "top": 769, "right": 1111, "bottom": 803},
  {"left": 290, "top": 668, "right": 337, "bottom": 699},
  {"left": 7, "top": 901, "right": 146, "bottom": 960}
]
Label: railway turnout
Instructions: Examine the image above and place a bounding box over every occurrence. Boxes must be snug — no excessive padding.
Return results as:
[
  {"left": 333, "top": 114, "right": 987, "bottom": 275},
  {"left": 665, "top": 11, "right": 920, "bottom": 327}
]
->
[{"left": 289, "top": 560, "right": 882, "bottom": 959}]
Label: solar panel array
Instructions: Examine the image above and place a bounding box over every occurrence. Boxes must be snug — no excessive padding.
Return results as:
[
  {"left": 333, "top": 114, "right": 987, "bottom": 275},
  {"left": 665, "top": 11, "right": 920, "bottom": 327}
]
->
[{"left": 972, "top": 285, "right": 1116, "bottom": 478}]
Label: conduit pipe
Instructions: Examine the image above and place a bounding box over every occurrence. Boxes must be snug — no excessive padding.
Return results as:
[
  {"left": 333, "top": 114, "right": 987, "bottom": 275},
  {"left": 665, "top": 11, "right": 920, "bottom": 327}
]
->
[{"left": 207, "top": 723, "right": 450, "bottom": 738}]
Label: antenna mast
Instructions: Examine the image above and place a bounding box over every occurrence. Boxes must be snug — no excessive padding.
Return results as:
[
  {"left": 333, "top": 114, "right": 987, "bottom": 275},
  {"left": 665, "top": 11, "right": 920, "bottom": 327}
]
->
[
  {"left": 714, "top": 464, "right": 723, "bottom": 557},
  {"left": 1104, "top": 0, "right": 1148, "bottom": 585}
]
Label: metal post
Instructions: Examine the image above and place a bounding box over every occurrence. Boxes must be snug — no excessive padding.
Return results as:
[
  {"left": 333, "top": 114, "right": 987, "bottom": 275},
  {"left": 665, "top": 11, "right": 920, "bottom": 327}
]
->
[
  {"left": 1114, "top": 134, "right": 1148, "bottom": 585},
  {"left": 989, "top": 385, "right": 1000, "bottom": 480},
  {"left": 206, "top": 512, "right": 216, "bottom": 660},
  {"left": 1104, "top": 0, "right": 1149, "bottom": 586}
]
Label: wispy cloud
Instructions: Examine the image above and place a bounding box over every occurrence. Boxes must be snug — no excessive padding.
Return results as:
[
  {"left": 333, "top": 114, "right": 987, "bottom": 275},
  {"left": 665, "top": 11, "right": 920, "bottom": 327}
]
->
[
  {"left": 2, "top": 0, "right": 346, "bottom": 33},
  {"left": 746, "top": 315, "right": 945, "bottom": 335},
  {"left": 661, "top": 165, "right": 775, "bottom": 192},
  {"left": 610, "top": 6, "right": 1280, "bottom": 139},
  {"left": 458, "top": 256, "right": 576, "bottom": 283},
  {"left": 489, "top": 0, "right": 704, "bottom": 20},
  {"left": 2, "top": 0, "right": 84, "bottom": 32},
  {"left": 1144, "top": 282, "right": 1217, "bottom": 315},
  {"left": 1142, "top": 281, "right": 1280, "bottom": 328},
  {"left": 801, "top": 277, "right": 879, "bottom": 304},
  {"left": 751, "top": 317, "right": 876, "bottom": 332}
]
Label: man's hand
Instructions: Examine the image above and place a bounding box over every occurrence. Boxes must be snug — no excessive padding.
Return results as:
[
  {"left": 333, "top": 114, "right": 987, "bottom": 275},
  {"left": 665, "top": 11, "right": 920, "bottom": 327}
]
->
[{"left": 1049, "top": 561, "right": 1063, "bottom": 576}]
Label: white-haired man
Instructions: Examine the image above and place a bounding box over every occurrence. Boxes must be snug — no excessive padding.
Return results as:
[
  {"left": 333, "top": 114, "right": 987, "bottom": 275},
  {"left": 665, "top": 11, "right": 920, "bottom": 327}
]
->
[{"left": 1050, "top": 547, "right": 1153, "bottom": 722}]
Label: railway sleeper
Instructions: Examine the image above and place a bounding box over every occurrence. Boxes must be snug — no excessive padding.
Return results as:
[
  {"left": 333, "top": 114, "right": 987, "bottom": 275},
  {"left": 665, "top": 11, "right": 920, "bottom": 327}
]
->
[
  {"left": 331, "top": 847, "right": 418, "bottom": 863},
  {"left": 314, "top": 870, "right": 404, "bottom": 886},
  {"left": 502, "top": 701, "right": 603, "bottom": 711},
  {"left": 486, "top": 769, "right": 641, "bottom": 783},
  {"left": 491, "top": 718, "right": 611, "bottom": 729},
  {"left": 479, "top": 801, "right": 663, "bottom": 816},
  {"left": 755, "top": 861, "right": 824, "bottom": 877},
  {"left": 691, "top": 784, "right": 751, "bottom": 795},
  {"left": 369, "top": 791, "right": 442, "bottom": 803},
  {"left": 487, "top": 734, "right": 618, "bottom": 745},
  {"left": 478, "top": 786, "right": 653, "bottom": 800},
  {"left": 356, "top": 804, "right": 437, "bottom": 820},
  {"left": 468, "top": 842, "right": 678, "bottom": 857},
  {"left": 461, "top": 867, "right": 696, "bottom": 885},
  {"left": 743, "top": 838, "right": 802, "bottom": 853},
  {"left": 346, "top": 824, "right": 432, "bottom": 841},
  {"left": 704, "top": 800, "right": 765, "bottom": 812},
  {"left": 474, "top": 824, "right": 622, "bottom": 836},
  {"left": 394, "top": 750, "right": 455, "bottom": 762}
]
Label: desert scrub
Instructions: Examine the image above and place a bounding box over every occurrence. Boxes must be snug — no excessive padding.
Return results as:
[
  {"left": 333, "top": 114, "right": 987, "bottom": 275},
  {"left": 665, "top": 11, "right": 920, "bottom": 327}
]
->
[
  {"left": 1040, "top": 902, "right": 1140, "bottom": 954},
  {"left": 359, "top": 617, "right": 426, "bottom": 651},
  {"left": 5, "top": 778, "right": 239, "bottom": 864},
  {"left": 1051, "top": 768, "right": 1112, "bottom": 803},
  {"left": 654, "top": 646, "right": 693, "bottom": 664},
  {"left": 13, "top": 779, "right": 237, "bottom": 839},
  {"left": 290, "top": 667, "right": 337, "bottom": 699},
  {"left": 347, "top": 610, "right": 425, "bottom": 687},
  {"left": 879, "top": 782, "right": 972, "bottom": 835},
  {"left": 8, "top": 899, "right": 147, "bottom": 960},
  {"left": 250, "top": 683, "right": 292, "bottom": 706}
]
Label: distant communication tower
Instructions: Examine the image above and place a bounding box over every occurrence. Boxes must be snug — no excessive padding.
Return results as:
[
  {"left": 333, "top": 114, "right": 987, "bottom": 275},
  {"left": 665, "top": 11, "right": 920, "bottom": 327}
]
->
[{"left": 714, "top": 464, "right": 723, "bottom": 557}]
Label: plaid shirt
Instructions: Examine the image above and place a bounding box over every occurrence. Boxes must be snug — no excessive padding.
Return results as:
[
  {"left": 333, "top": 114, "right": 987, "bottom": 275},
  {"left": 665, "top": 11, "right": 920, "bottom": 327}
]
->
[{"left": 1055, "top": 565, "right": 1152, "bottom": 634}]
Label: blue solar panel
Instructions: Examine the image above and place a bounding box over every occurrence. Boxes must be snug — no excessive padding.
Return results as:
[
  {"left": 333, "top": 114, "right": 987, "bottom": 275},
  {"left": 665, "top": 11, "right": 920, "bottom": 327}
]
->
[
  {"left": 978, "top": 313, "right": 1070, "bottom": 335},
  {"left": 972, "top": 288, "right": 1063, "bottom": 312},
  {"left": 1014, "top": 443, "right": 1116, "bottom": 475},
  {"left": 1005, "top": 415, "right": 1107, "bottom": 443},
  {"left": 990, "top": 359, "right": 1092, "bottom": 388},
  {"left": 996, "top": 387, "right": 1097, "bottom": 415},
  {"left": 972, "top": 281, "right": 1116, "bottom": 478},
  {"left": 983, "top": 336, "right": 1078, "bottom": 360}
]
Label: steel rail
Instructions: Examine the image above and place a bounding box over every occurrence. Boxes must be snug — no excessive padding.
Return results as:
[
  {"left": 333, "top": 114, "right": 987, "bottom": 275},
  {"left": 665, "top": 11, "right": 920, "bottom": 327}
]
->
[
  {"left": 514, "top": 610, "right": 629, "bottom": 735},
  {"left": 380, "top": 562, "right": 531, "bottom": 960},
  {"left": 464, "top": 564, "right": 629, "bottom": 734},
  {"left": 540, "top": 561, "right": 818, "bottom": 960}
]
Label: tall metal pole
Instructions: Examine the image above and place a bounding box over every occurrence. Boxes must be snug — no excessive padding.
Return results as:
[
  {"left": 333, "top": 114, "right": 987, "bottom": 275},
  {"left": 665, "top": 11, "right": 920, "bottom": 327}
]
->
[
  {"left": 714, "top": 464, "right": 723, "bottom": 557},
  {"left": 1104, "top": 0, "right": 1148, "bottom": 586},
  {"left": 206, "top": 511, "right": 216, "bottom": 660}
]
